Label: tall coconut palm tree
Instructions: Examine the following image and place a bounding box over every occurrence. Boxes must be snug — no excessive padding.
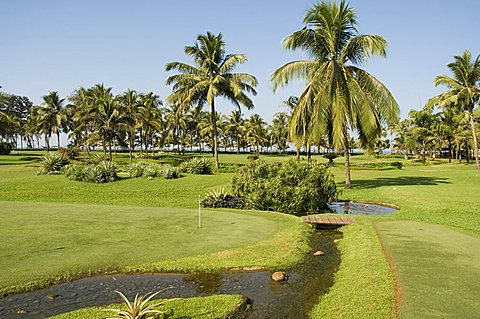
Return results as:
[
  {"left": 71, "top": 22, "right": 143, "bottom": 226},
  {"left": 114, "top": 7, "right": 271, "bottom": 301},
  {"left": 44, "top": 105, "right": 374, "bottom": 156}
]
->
[
  {"left": 166, "top": 32, "right": 258, "bottom": 168},
  {"left": 246, "top": 114, "right": 267, "bottom": 155},
  {"left": 271, "top": 1, "right": 399, "bottom": 189},
  {"left": 40, "top": 91, "right": 67, "bottom": 150},
  {"left": 271, "top": 112, "right": 290, "bottom": 153},
  {"left": 165, "top": 103, "right": 187, "bottom": 153},
  {"left": 138, "top": 92, "right": 163, "bottom": 155},
  {"left": 118, "top": 89, "right": 142, "bottom": 162},
  {"left": 226, "top": 110, "right": 245, "bottom": 154},
  {"left": 427, "top": 50, "right": 480, "bottom": 170}
]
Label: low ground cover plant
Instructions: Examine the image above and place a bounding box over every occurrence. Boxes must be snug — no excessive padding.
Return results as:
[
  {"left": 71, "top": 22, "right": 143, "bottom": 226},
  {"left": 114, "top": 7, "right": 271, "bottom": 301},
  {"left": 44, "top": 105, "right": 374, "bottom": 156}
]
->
[{"left": 232, "top": 159, "right": 338, "bottom": 214}]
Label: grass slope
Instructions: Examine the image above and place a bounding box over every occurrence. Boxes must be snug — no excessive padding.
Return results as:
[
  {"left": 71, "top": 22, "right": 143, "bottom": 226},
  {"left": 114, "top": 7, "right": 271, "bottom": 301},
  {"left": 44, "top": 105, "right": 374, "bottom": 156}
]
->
[
  {"left": 310, "top": 218, "right": 396, "bottom": 319},
  {"left": 47, "top": 295, "right": 245, "bottom": 319},
  {"left": 0, "top": 201, "right": 310, "bottom": 297},
  {"left": 376, "top": 220, "right": 480, "bottom": 319}
]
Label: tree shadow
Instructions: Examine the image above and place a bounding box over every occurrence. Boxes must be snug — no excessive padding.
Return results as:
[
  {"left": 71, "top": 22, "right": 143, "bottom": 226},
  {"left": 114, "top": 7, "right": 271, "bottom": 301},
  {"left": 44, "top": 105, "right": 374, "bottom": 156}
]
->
[{"left": 351, "top": 176, "right": 451, "bottom": 189}]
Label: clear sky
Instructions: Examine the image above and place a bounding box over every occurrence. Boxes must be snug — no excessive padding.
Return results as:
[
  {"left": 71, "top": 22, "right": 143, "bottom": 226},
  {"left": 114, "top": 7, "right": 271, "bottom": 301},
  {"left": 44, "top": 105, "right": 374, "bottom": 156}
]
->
[{"left": 2, "top": 0, "right": 480, "bottom": 121}]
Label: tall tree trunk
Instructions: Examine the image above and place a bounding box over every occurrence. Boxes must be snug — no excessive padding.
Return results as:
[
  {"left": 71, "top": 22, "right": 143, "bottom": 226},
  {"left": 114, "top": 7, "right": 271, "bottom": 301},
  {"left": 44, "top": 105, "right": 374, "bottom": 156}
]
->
[
  {"left": 296, "top": 146, "right": 300, "bottom": 160},
  {"left": 211, "top": 100, "right": 219, "bottom": 169},
  {"left": 468, "top": 112, "right": 480, "bottom": 170},
  {"left": 422, "top": 141, "right": 426, "bottom": 164},
  {"left": 466, "top": 139, "right": 470, "bottom": 163},
  {"left": 344, "top": 135, "right": 352, "bottom": 190},
  {"left": 128, "top": 132, "right": 133, "bottom": 164},
  {"left": 448, "top": 141, "right": 452, "bottom": 163},
  {"left": 307, "top": 144, "right": 311, "bottom": 161},
  {"left": 57, "top": 132, "right": 61, "bottom": 149},
  {"left": 236, "top": 137, "right": 240, "bottom": 154},
  {"left": 108, "top": 142, "right": 112, "bottom": 160},
  {"left": 45, "top": 134, "right": 50, "bottom": 152}
]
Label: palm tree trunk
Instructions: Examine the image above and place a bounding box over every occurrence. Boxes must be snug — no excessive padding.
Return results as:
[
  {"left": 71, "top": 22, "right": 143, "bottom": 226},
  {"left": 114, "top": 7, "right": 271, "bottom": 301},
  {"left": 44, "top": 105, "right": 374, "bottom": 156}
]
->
[
  {"left": 448, "top": 141, "right": 452, "bottom": 163},
  {"left": 211, "top": 100, "right": 219, "bottom": 169},
  {"left": 466, "top": 139, "right": 470, "bottom": 163},
  {"left": 57, "top": 132, "right": 61, "bottom": 149},
  {"left": 128, "top": 132, "right": 133, "bottom": 164},
  {"left": 468, "top": 112, "right": 480, "bottom": 170},
  {"left": 236, "top": 137, "right": 240, "bottom": 154},
  {"left": 344, "top": 134, "right": 352, "bottom": 189},
  {"left": 296, "top": 146, "right": 300, "bottom": 160},
  {"left": 422, "top": 141, "right": 426, "bottom": 164},
  {"left": 45, "top": 135, "right": 50, "bottom": 152}
]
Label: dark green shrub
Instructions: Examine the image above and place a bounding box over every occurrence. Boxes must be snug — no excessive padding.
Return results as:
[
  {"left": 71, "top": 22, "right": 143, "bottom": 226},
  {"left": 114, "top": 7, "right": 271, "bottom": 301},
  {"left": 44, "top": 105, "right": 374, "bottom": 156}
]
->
[
  {"left": 351, "top": 161, "right": 403, "bottom": 170},
  {"left": 0, "top": 142, "right": 13, "bottom": 155},
  {"left": 40, "top": 153, "right": 69, "bottom": 174},
  {"left": 201, "top": 188, "right": 246, "bottom": 209},
  {"left": 232, "top": 159, "right": 338, "bottom": 214},
  {"left": 180, "top": 157, "right": 213, "bottom": 174},
  {"left": 246, "top": 155, "right": 259, "bottom": 160}
]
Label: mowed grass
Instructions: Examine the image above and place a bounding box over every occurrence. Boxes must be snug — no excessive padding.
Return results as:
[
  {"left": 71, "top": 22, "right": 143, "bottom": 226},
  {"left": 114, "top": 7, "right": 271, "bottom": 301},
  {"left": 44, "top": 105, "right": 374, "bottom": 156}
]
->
[
  {"left": 0, "top": 201, "right": 310, "bottom": 297},
  {"left": 310, "top": 218, "right": 396, "bottom": 319},
  {"left": 376, "top": 220, "right": 480, "bottom": 319},
  {"left": 329, "top": 162, "right": 480, "bottom": 235},
  {"left": 48, "top": 295, "right": 246, "bottom": 319},
  {"left": 0, "top": 164, "right": 232, "bottom": 208}
]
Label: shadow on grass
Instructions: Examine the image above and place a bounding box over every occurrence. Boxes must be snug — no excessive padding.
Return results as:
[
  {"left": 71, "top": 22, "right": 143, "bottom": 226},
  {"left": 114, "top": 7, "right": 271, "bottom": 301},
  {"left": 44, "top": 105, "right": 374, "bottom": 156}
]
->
[{"left": 351, "top": 176, "right": 451, "bottom": 189}]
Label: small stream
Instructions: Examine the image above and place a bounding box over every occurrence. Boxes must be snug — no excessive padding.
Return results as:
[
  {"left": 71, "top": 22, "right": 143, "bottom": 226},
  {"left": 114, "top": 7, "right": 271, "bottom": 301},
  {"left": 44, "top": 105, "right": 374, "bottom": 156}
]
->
[{"left": 0, "top": 230, "right": 342, "bottom": 319}]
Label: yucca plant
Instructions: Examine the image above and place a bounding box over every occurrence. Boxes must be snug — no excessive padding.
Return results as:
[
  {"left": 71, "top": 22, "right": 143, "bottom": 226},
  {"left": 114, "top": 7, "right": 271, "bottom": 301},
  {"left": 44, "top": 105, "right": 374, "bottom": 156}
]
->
[
  {"left": 40, "top": 152, "right": 69, "bottom": 174},
  {"left": 104, "top": 290, "right": 167, "bottom": 319},
  {"left": 180, "top": 157, "right": 213, "bottom": 174},
  {"left": 94, "top": 160, "right": 118, "bottom": 183},
  {"left": 161, "top": 166, "right": 182, "bottom": 179},
  {"left": 201, "top": 187, "right": 246, "bottom": 209},
  {"left": 129, "top": 162, "right": 149, "bottom": 178}
]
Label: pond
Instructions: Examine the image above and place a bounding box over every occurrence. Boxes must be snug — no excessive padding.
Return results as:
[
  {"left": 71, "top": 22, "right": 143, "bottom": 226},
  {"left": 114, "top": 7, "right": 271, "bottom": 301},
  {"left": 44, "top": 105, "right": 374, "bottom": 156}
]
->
[
  {"left": 328, "top": 201, "right": 399, "bottom": 215},
  {"left": 0, "top": 231, "right": 342, "bottom": 319}
]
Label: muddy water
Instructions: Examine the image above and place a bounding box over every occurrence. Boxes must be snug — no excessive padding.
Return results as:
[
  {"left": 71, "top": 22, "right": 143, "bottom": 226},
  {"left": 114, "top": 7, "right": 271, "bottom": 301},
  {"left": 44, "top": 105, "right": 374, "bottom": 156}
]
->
[{"left": 0, "top": 231, "right": 342, "bottom": 319}]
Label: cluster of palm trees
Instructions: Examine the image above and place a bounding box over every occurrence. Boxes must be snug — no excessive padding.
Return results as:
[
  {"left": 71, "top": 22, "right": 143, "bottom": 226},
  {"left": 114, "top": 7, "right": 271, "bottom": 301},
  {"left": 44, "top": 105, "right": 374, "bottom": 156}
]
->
[
  {"left": 392, "top": 51, "right": 480, "bottom": 167},
  {"left": 7, "top": 85, "right": 294, "bottom": 162}
]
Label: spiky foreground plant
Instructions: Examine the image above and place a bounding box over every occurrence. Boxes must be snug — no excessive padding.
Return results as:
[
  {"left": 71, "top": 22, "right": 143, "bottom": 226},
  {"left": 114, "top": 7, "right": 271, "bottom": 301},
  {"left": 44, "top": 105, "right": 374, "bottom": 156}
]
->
[{"left": 104, "top": 290, "right": 167, "bottom": 319}]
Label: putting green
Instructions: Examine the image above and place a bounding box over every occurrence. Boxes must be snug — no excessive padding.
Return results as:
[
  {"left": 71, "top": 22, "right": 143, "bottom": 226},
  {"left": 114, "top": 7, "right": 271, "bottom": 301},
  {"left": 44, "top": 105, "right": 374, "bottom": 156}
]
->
[
  {"left": 0, "top": 200, "right": 307, "bottom": 296},
  {"left": 375, "top": 220, "right": 480, "bottom": 319}
]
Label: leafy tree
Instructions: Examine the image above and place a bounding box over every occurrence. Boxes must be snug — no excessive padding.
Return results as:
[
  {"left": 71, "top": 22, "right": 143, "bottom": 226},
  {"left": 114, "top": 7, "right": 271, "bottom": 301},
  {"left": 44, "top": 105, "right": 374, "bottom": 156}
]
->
[
  {"left": 165, "top": 103, "right": 187, "bottom": 153},
  {"left": 271, "top": 1, "right": 399, "bottom": 188},
  {"left": 166, "top": 32, "right": 258, "bottom": 168},
  {"left": 118, "top": 89, "right": 142, "bottom": 162},
  {"left": 427, "top": 50, "right": 480, "bottom": 169}
]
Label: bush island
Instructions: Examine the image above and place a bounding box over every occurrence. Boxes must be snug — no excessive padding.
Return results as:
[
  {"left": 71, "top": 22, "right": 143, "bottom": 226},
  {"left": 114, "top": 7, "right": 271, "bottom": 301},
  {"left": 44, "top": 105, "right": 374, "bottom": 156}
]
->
[
  {"left": 232, "top": 159, "right": 338, "bottom": 214},
  {"left": 63, "top": 160, "right": 118, "bottom": 183},
  {"left": 0, "top": 142, "right": 13, "bottom": 155},
  {"left": 58, "top": 147, "right": 80, "bottom": 160},
  {"left": 180, "top": 157, "right": 213, "bottom": 174},
  {"left": 351, "top": 161, "right": 403, "bottom": 170}
]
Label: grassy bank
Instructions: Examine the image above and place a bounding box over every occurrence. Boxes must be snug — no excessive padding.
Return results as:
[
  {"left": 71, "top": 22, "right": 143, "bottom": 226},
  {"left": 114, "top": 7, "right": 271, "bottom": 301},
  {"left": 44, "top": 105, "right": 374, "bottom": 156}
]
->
[
  {"left": 47, "top": 295, "right": 246, "bottom": 319},
  {"left": 310, "top": 218, "right": 396, "bottom": 319}
]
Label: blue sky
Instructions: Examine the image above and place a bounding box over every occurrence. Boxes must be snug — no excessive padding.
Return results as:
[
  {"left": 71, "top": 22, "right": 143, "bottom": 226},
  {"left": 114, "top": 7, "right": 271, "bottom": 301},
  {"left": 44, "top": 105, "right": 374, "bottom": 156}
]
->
[{"left": 2, "top": 0, "right": 480, "bottom": 121}]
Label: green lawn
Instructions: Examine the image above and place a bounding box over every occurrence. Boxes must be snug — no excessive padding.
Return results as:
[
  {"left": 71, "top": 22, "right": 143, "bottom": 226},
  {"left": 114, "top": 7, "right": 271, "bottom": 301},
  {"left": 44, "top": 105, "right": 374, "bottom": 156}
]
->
[
  {"left": 2, "top": 151, "right": 480, "bottom": 318},
  {"left": 376, "top": 220, "right": 480, "bottom": 318}
]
